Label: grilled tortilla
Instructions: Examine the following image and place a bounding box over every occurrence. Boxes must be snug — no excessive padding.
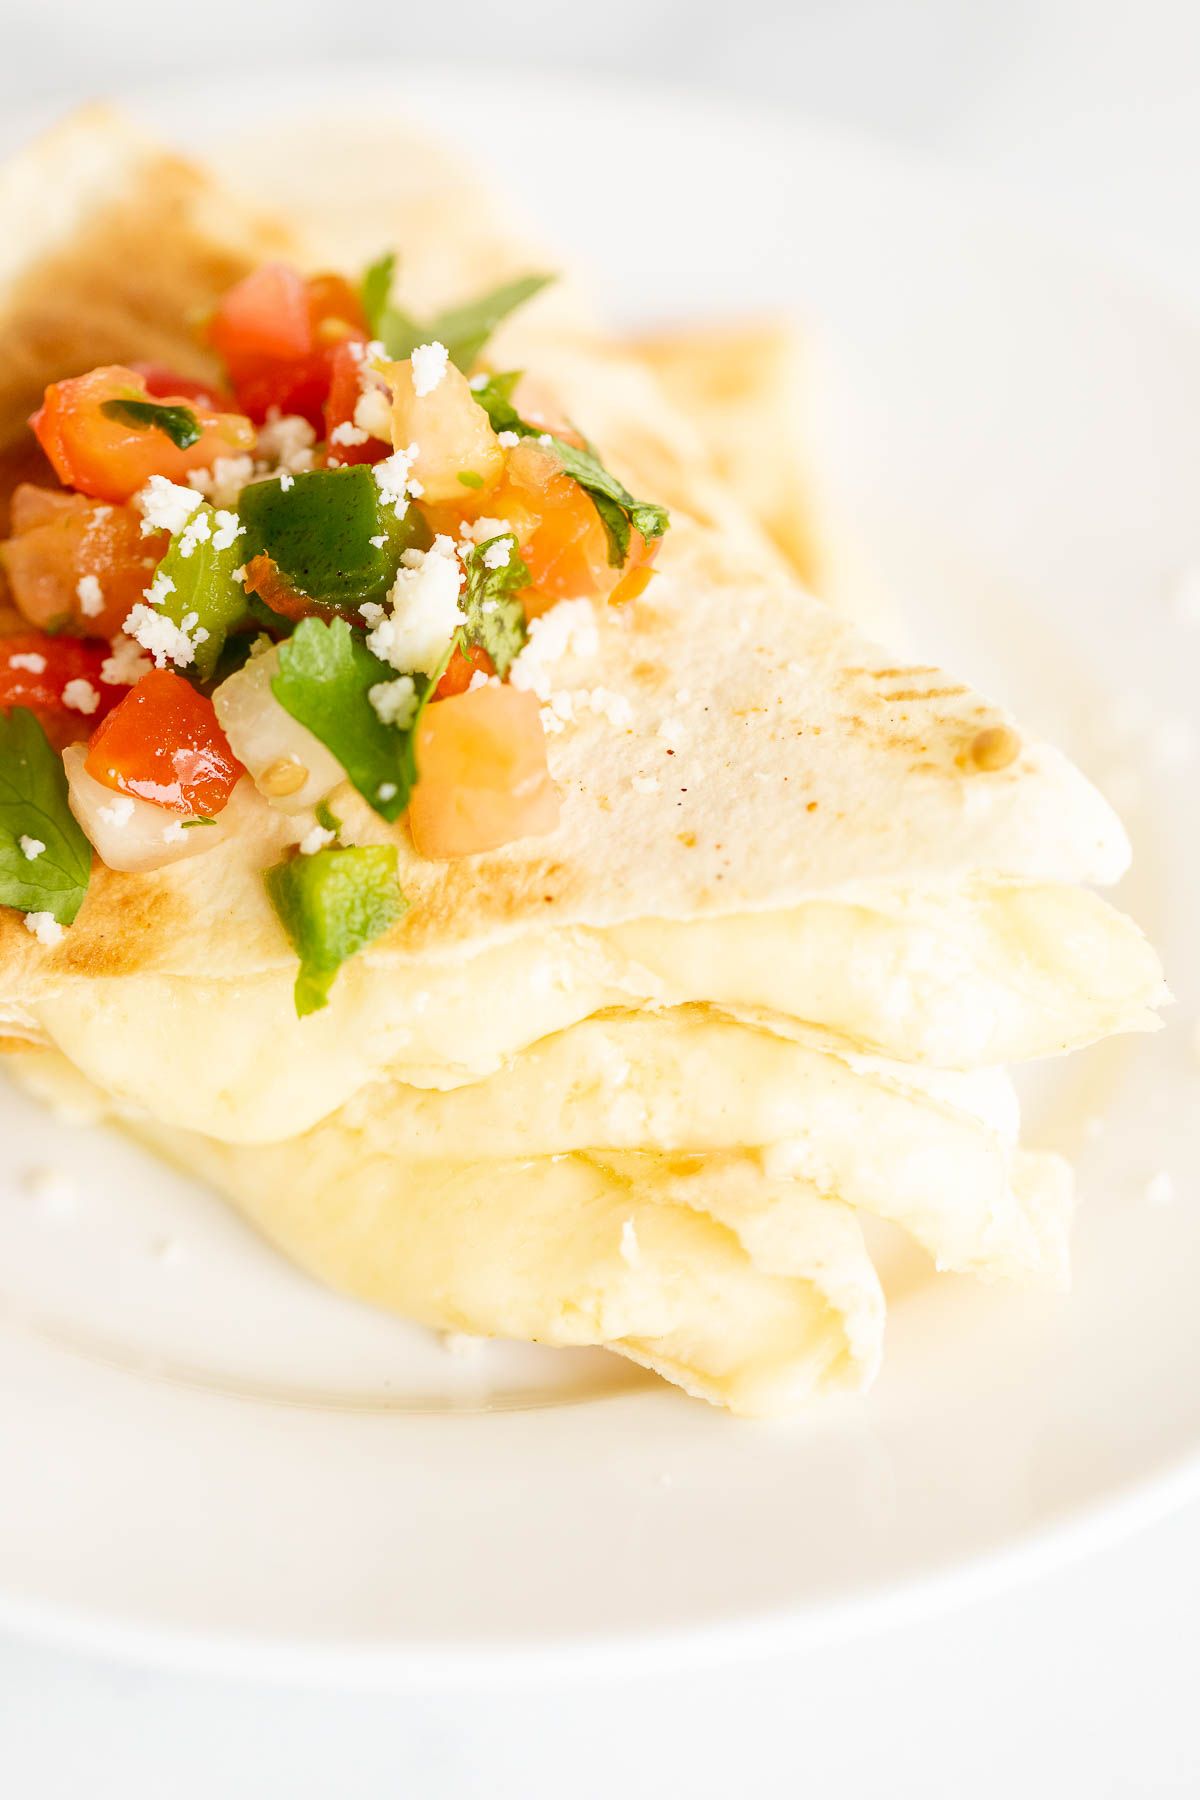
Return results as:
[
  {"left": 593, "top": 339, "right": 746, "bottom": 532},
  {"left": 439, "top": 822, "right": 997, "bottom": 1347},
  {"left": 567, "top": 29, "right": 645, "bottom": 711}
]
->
[{"left": 0, "top": 112, "right": 1165, "bottom": 1412}]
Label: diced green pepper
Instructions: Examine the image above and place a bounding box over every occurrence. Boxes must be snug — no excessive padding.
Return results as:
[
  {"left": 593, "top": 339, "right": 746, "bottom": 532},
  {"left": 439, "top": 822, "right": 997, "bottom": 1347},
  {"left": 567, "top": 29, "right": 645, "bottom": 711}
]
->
[
  {"left": 154, "top": 503, "right": 251, "bottom": 682},
  {"left": 264, "top": 843, "right": 406, "bottom": 1016},
  {"left": 238, "top": 467, "right": 429, "bottom": 611}
]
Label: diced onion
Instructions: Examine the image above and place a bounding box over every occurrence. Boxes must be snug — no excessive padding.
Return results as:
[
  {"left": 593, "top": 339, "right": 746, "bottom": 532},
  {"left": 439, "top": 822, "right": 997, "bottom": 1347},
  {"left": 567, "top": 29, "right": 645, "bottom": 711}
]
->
[
  {"left": 212, "top": 645, "right": 343, "bottom": 814},
  {"left": 64, "top": 744, "right": 248, "bottom": 873}
]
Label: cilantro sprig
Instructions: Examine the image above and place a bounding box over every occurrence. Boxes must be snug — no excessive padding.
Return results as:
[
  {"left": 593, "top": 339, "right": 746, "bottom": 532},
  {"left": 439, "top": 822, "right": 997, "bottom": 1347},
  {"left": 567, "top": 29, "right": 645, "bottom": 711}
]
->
[
  {"left": 270, "top": 616, "right": 435, "bottom": 822},
  {"left": 470, "top": 374, "right": 669, "bottom": 567},
  {"left": 100, "top": 397, "right": 201, "bottom": 450},
  {"left": 459, "top": 535, "right": 529, "bottom": 678},
  {"left": 265, "top": 843, "right": 406, "bottom": 1016},
  {"left": 0, "top": 710, "right": 91, "bottom": 927},
  {"left": 359, "top": 254, "right": 552, "bottom": 374}
]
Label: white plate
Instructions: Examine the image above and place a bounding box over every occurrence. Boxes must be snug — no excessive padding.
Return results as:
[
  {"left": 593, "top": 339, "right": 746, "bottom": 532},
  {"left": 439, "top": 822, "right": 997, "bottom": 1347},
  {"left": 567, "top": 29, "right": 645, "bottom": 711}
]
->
[{"left": 0, "top": 69, "right": 1197, "bottom": 1683}]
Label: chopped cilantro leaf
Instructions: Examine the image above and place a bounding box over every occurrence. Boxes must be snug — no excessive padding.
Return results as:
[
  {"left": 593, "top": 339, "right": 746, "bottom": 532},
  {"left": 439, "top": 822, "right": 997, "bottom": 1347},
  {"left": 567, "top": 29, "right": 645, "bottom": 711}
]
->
[
  {"left": 470, "top": 371, "right": 525, "bottom": 436},
  {"left": 314, "top": 800, "right": 342, "bottom": 835},
  {"left": 100, "top": 397, "right": 201, "bottom": 450},
  {"left": 368, "top": 266, "right": 552, "bottom": 372},
  {"left": 265, "top": 844, "right": 406, "bottom": 1016},
  {"left": 0, "top": 709, "right": 91, "bottom": 926},
  {"left": 459, "top": 535, "right": 529, "bottom": 678},
  {"left": 180, "top": 816, "right": 216, "bottom": 829},
  {"left": 457, "top": 470, "right": 485, "bottom": 490},
  {"left": 425, "top": 274, "right": 552, "bottom": 373},
  {"left": 469, "top": 376, "right": 669, "bottom": 566},
  {"left": 359, "top": 251, "right": 397, "bottom": 336},
  {"left": 270, "top": 616, "right": 434, "bottom": 822}
]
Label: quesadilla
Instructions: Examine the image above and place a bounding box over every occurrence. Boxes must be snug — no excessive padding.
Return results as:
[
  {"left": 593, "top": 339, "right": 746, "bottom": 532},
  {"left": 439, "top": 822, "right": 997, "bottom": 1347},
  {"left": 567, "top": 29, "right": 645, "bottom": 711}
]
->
[{"left": 0, "top": 112, "right": 1164, "bottom": 1413}]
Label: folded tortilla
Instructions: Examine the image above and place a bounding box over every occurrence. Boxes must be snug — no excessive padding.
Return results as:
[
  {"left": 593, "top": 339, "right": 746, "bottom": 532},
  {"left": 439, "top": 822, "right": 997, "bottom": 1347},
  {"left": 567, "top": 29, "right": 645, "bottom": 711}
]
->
[{"left": 0, "top": 112, "right": 1165, "bottom": 1412}]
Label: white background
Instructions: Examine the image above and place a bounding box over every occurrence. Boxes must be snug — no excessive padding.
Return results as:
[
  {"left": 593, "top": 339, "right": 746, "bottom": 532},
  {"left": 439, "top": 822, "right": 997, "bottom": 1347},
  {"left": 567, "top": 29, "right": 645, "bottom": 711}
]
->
[{"left": 2, "top": 3, "right": 1199, "bottom": 1794}]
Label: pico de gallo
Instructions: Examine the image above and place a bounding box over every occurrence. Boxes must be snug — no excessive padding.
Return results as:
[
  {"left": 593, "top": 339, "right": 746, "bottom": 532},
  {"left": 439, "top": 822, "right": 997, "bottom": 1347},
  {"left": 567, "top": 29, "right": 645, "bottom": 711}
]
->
[{"left": 0, "top": 253, "right": 668, "bottom": 1011}]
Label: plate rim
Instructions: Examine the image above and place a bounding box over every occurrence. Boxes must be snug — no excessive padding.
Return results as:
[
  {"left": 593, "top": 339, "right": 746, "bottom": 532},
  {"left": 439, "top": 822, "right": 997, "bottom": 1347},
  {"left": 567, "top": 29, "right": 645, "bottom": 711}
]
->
[{"left": 1, "top": 61, "right": 1196, "bottom": 1682}]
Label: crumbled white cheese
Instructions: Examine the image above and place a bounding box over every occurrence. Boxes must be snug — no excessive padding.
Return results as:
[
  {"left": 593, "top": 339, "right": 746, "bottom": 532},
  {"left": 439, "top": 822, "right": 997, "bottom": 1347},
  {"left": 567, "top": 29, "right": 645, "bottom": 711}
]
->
[
  {"left": 631, "top": 775, "right": 659, "bottom": 795},
  {"left": 210, "top": 509, "right": 243, "bottom": 553},
  {"left": 256, "top": 411, "right": 317, "bottom": 474},
  {"left": 143, "top": 569, "right": 176, "bottom": 609},
  {"left": 299, "top": 824, "right": 336, "bottom": 856},
  {"left": 467, "top": 669, "right": 495, "bottom": 691},
  {"left": 373, "top": 443, "right": 418, "bottom": 519},
  {"left": 462, "top": 516, "right": 509, "bottom": 546},
  {"left": 330, "top": 420, "right": 370, "bottom": 447},
  {"left": 278, "top": 470, "right": 295, "bottom": 492},
  {"left": 62, "top": 678, "right": 100, "bottom": 716},
  {"left": 19, "top": 835, "right": 45, "bottom": 860},
  {"left": 366, "top": 537, "right": 464, "bottom": 678},
  {"left": 96, "top": 795, "right": 135, "bottom": 829},
  {"left": 135, "top": 475, "right": 204, "bottom": 538},
  {"left": 24, "top": 911, "right": 63, "bottom": 946},
  {"left": 376, "top": 781, "right": 398, "bottom": 803},
  {"left": 368, "top": 675, "right": 420, "bottom": 729},
  {"left": 410, "top": 340, "right": 449, "bottom": 398},
  {"left": 481, "top": 536, "right": 513, "bottom": 571},
  {"left": 124, "top": 603, "right": 208, "bottom": 670},
  {"left": 161, "top": 820, "right": 187, "bottom": 844},
  {"left": 620, "top": 1219, "right": 642, "bottom": 1267},
  {"left": 75, "top": 574, "right": 104, "bottom": 617},
  {"left": 100, "top": 637, "right": 152, "bottom": 687},
  {"left": 7, "top": 651, "right": 46, "bottom": 674},
  {"left": 468, "top": 373, "right": 489, "bottom": 392},
  {"left": 368, "top": 534, "right": 388, "bottom": 550},
  {"left": 353, "top": 387, "right": 393, "bottom": 441},
  {"left": 231, "top": 566, "right": 247, "bottom": 586},
  {"left": 497, "top": 430, "right": 520, "bottom": 448},
  {"left": 509, "top": 598, "right": 599, "bottom": 698},
  {"left": 176, "top": 508, "right": 212, "bottom": 560},
  {"left": 188, "top": 454, "right": 256, "bottom": 509}
]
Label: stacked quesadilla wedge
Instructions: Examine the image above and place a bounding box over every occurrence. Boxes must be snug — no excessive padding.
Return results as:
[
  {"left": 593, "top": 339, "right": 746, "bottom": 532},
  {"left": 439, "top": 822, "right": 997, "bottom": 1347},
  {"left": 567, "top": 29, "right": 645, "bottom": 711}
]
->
[{"left": 0, "top": 114, "right": 1164, "bottom": 1412}]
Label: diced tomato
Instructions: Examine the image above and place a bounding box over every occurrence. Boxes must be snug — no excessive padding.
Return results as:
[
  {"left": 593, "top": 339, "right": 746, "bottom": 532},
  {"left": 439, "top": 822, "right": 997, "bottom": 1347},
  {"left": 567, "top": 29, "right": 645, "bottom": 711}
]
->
[
  {"left": 408, "top": 685, "right": 559, "bottom": 859},
  {"left": 208, "top": 265, "right": 369, "bottom": 428},
  {"left": 31, "top": 366, "right": 255, "bottom": 504},
  {"left": 607, "top": 544, "right": 659, "bottom": 607},
  {"left": 322, "top": 342, "right": 388, "bottom": 467},
  {"left": 208, "top": 265, "right": 313, "bottom": 364},
  {"left": 484, "top": 440, "right": 656, "bottom": 615},
  {"left": 130, "top": 363, "right": 234, "bottom": 410},
  {"left": 434, "top": 640, "right": 495, "bottom": 699},
  {"left": 84, "top": 668, "right": 243, "bottom": 814},
  {"left": 0, "top": 631, "right": 125, "bottom": 746},
  {"left": 0, "top": 484, "right": 168, "bottom": 638}
]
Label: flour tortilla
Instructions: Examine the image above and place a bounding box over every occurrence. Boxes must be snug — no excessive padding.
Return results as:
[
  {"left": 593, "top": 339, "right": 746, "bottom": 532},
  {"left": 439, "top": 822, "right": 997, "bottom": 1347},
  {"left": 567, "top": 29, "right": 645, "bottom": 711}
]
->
[{"left": 0, "top": 113, "right": 1164, "bottom": 1414}]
